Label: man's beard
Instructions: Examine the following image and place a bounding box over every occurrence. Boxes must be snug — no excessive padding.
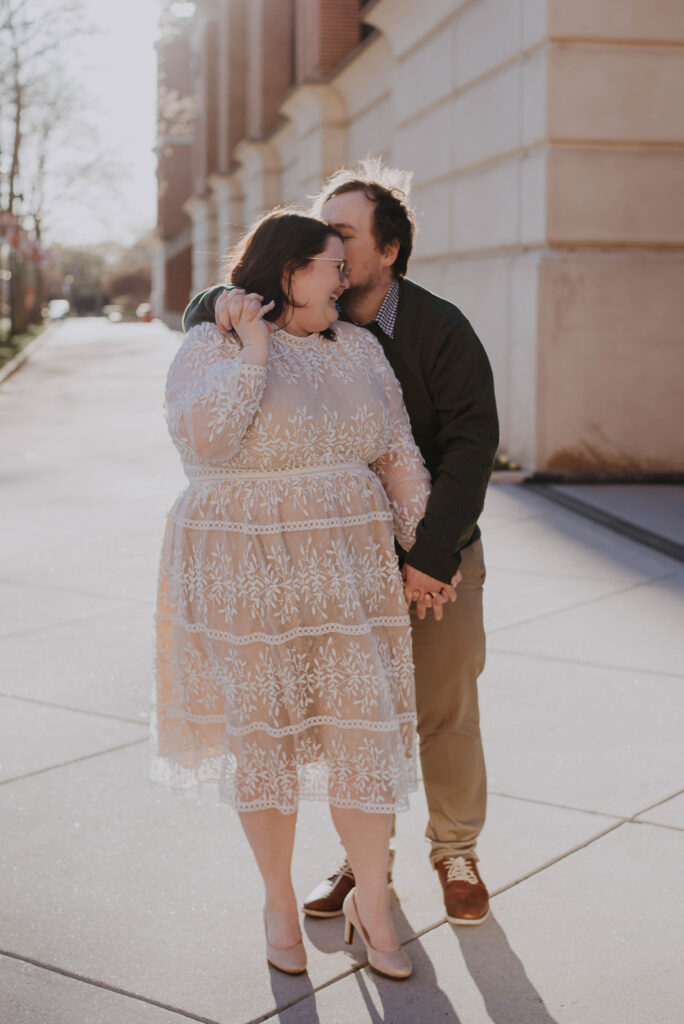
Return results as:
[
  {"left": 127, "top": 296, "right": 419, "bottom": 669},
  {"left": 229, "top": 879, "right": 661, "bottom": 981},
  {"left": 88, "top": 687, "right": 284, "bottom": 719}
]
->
[{"left": 343, "top": 276, "right": 381, "bottom": 305}]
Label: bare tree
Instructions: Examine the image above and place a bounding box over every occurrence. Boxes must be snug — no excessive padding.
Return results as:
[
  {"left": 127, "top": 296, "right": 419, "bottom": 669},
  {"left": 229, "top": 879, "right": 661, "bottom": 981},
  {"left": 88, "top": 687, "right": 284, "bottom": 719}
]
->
[{"left": 0, "top": 0, "right": 105, "bottom": 229}]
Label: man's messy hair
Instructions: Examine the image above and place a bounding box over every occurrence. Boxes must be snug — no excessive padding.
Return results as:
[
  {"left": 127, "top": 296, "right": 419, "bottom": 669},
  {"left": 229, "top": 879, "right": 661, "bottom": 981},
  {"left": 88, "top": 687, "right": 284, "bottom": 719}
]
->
[{"left": 313, "top": 157, "right": 416, "bottom": 278}]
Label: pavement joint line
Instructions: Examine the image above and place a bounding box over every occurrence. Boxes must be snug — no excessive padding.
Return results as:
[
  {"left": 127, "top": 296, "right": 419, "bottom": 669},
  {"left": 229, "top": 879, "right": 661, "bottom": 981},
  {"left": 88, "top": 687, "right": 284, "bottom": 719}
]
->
[
  {"left": 254, "top": 797, "right": 678, "bottom": 1023},
  {"left": 525, "top": 481, "right": 684, "bottom": 565},
  {"left": 487, "top": 789, "right": 625, "bottom": 820},
  {"left": 474, "top": 787, "right": 684, "bottom": 908},
  {"left": 246, "top": 965, "right": 367, "bottom": 1024},
  {"left": 486, "top": 645, "right": 684, "bottom": 680},
  {"left": 0, "top": 950, "right": 224, "bottom": 1024},
  {"left": 0, "top": 690, "right": 148, "bottom": 727},
  {"left": 630, "top": 819, "right": 684, "bottom": 834},
  {"left": 625, "top": 786, "right": 684, "bottom": 819},
  {"left": 0, "top": 737, "right": 148, "bottom": 788},
  {"left": 0, "top": 573, "right": 153, "bottom": 607},
  {"left": 2, "top": 790, "right": 679, "bottom": 1023},
  {"left": 400, "top": 819, "right": 629, "bottom": 953},
  {"left": 393, "top": 787, "right": 684, "bottom": 955},
  {"left": 487, "top": 569, "right": 676, "bottom": 637},
  {"left": 492, "top": 785, "right": 684, "bottom": 824}
]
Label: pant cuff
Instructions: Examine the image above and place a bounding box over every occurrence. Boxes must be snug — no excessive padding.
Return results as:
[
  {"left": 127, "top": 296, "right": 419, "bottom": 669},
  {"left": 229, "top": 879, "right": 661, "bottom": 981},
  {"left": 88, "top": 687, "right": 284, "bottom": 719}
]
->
[{"left": 429, "top": 843, "right": 479, "bottom": 867}]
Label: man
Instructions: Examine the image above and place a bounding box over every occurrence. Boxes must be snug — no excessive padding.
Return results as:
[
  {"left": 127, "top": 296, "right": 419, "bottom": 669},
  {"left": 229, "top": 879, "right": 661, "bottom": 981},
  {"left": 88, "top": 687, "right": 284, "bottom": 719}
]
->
[{"left": 182, "top": 161, "right": 499, "bottom": 925}]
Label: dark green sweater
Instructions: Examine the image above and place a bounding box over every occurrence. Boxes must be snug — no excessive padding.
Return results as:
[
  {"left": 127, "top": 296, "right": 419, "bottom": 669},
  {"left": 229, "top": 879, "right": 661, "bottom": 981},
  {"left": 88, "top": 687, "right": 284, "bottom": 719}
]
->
[{"left": 182, "top": 278, "right": 499, "bottom": 582}]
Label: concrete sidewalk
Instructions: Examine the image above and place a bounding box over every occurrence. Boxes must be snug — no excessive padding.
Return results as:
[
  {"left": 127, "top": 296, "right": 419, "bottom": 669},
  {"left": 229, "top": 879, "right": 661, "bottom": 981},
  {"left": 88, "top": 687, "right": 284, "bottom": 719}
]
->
[{"left": 1, "top": 318, "right": 682, "bottom": 1024}]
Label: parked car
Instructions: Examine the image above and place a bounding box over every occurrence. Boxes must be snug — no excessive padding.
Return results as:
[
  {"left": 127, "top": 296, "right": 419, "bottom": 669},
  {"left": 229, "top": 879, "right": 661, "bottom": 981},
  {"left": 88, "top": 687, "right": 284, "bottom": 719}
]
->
[
  {"left": 47, "top": 299, "right": 70, "bottom": 320},
  {"left": 103, "top": 304, "right": 124, "bottom": 323},
  {"left": 136, "top": 302, "right": 152, "bottom": 322}
]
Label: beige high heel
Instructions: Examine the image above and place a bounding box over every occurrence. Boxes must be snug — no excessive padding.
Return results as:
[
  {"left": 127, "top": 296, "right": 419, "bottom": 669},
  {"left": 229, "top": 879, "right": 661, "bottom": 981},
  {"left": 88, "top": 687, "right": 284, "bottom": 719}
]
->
[
  {"left": 263, "top": 911, "right": 307, "bottom": 974},
  {"left": 342, "top": 888, "right": 412, "bottom": 979}
]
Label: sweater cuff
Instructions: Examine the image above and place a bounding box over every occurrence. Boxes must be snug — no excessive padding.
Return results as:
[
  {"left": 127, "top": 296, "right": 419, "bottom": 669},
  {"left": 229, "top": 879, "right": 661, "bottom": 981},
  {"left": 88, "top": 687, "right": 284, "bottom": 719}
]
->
[{"left": 403, "top": 529, "right": 462, "bottom": 583}]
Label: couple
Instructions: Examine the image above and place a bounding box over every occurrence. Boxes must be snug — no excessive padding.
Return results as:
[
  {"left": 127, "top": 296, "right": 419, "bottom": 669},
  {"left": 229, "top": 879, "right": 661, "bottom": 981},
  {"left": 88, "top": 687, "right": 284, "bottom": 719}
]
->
[{"left": 152, "top": 161, "right": 498, "bottom": 980}]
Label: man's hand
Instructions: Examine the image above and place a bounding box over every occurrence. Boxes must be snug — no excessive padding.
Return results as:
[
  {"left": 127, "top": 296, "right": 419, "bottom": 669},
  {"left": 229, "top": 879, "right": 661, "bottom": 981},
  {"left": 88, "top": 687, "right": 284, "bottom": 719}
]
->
[{"left": 402, "top": 564, "right": 462, "bottom": 621}]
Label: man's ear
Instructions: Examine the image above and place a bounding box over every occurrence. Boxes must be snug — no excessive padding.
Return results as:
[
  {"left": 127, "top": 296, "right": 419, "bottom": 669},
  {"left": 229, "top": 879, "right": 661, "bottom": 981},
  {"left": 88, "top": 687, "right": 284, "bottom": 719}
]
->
[{"left": 381, "top": 239, "right": 400, "bottom": 270}]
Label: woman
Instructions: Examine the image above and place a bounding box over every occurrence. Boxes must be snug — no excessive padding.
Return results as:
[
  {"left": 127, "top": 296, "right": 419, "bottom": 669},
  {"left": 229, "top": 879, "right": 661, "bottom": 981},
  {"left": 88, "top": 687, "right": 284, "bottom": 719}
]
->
[{"left": 152, "top": 211, "right": 430, "bottom": 979}]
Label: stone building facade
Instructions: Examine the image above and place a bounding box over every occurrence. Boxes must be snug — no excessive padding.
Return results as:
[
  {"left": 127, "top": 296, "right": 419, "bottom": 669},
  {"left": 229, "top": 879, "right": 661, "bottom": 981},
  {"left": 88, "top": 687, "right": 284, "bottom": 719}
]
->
[{"left": 153, "top": 0, "right": 684, "bottom": 475}]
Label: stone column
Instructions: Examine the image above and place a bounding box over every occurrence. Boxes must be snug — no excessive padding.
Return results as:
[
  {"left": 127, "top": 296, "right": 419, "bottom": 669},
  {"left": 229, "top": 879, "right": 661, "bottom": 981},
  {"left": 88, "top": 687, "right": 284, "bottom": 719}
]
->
[
  {"left": 151, "top": 237, "right": 166, "bottom": 321},
  {"left": 183, "top": 195, "right": 219, "bottom": 295},
  {"left": 246, "top": 0, "right": 295, "bottom": 137},
  {"left": 209, "top": 173, "right": 245, "bottom": 261},
  {"left": 279, "top": 84, "right": 348, "bottom": 199},
  {"left": 234, "top": 140, "right": 282, "bottom": 228}
]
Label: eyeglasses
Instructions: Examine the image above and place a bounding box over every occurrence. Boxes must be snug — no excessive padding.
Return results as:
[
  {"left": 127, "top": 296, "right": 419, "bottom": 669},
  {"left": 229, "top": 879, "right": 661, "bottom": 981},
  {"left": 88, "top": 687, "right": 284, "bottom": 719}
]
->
[{"left": 307, "top": 257, "right": 349, "bottom": 281}]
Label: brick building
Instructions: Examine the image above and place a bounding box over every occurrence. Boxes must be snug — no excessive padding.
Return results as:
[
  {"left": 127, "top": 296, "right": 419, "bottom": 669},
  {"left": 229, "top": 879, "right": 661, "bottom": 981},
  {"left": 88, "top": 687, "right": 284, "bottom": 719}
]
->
[{"left": 153, "top": 0, "right": 684, "bottom": 475}]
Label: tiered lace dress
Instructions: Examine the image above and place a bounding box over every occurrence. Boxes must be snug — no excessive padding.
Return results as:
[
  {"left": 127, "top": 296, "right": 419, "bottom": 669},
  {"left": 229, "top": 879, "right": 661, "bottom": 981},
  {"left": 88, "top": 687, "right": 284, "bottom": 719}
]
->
[{"left": 152, "top": 320, "right": 431, "bottom": 814}]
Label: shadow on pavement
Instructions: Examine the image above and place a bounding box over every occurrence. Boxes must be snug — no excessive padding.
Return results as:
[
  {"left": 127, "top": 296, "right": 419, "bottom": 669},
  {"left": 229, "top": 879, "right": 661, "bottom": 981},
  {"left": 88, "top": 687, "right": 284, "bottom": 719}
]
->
[
  {"left": 352, "top": 933, "right": 463, "bottom": 1023},
  {"left": 269, "top": 967, "right": 320, "bottom": 1023},
  {"left": 276, "top": 899, "right": 557, "bottom": 1021},
  {"left": 303, "top": 898, "right": 462, "bottom": 1022},
  {"left": 454, "top": 914, "right": 559, "bottom": 1023}
]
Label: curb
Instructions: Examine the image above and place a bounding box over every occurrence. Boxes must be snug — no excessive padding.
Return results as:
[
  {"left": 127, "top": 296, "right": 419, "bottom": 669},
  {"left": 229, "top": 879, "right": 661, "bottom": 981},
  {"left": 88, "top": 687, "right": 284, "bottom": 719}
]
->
[
  {"left": 490, "top": 470, "right": 532, "bottom": 485},
  {"left": 524, "top": 481, "right": 684, "bottom": 565},
  {"left": 0, "top": 323, "right": 60, "bottom": 386}
]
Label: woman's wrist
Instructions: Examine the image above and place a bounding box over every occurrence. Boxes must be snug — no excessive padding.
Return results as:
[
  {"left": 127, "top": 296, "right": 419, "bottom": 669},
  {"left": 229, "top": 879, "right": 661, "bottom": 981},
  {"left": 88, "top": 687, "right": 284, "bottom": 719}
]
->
[{"left": 240, "top": 342, "right": 269, "bottom": 366}]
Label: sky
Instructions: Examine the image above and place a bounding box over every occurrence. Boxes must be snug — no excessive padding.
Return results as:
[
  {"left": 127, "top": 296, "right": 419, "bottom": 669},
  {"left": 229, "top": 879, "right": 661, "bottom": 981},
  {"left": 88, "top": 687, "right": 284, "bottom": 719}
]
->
[{"left": 45, "top": 0, "right": 161, "bottom": 247}]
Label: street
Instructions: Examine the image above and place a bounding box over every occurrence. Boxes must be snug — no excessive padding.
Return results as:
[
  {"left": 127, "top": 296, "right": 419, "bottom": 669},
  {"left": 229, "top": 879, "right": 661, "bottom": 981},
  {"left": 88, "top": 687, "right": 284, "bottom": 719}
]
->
[{"left": 1, "top": 317, "right": 682, "bottom": 1024}]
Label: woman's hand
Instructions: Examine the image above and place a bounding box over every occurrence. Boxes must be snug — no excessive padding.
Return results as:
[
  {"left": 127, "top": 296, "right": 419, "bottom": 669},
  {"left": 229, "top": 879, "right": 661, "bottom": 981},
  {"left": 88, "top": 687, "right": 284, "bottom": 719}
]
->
[
  {"left": 402, "top": 565, "right": 462, "bottom": 621},
  {"left": 232, "top": 292, "right": 275, "bottom": 365}
]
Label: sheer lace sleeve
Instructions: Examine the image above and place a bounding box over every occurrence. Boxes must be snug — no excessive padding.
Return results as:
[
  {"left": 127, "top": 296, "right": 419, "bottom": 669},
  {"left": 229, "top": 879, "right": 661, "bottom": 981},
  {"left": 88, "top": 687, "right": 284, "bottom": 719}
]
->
[
  {"left": 367, "top": 336, "right": 431, "bottom": 551},
  {"left": 165, "top": 323, "right": 267, "bottom": 463}
]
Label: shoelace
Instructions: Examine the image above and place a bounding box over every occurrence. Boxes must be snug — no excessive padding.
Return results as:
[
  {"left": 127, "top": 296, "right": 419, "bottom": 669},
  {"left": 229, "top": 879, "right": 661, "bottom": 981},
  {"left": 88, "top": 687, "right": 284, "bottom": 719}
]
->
[
  {"left": 444, "top": 857, "right": 479, "bottom": 885},
  {"left": 329, "top": 859, "right": 354, "bottom": 881}
]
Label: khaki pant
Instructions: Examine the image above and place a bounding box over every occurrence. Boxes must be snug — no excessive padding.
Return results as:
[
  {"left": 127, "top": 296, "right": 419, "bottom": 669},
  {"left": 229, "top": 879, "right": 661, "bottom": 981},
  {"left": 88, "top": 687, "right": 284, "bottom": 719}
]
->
[{"left": 409, "top": 538, "right": 487, "bottom": 865}]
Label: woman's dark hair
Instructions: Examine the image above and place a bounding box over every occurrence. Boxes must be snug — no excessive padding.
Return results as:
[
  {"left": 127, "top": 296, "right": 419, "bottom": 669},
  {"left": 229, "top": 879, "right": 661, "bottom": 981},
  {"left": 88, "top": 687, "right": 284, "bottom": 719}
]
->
[
  {"left": 225, "top": 209, "right": 343, "bottom": 334},
  {"left": 314, "top": 158, "right": 416, "bottom": 278}
]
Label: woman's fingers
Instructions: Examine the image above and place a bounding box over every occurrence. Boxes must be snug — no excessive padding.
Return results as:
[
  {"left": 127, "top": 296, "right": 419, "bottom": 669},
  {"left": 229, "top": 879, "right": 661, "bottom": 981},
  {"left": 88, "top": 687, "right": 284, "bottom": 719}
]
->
[
  {"left": 233, "top": 293, "right": 263, "bottom": 323},
  {"left": 256, "top": 299, "right": 275, "bottom": 319},
  {"left": 404, "top": 584, "right": 450, "bottom": 620},
  {"left": 243, "top": 294, "right": 271, "bottom": 321},
  {"left": 229, "top": 290, "right": 245, "bottom": 324},
  {"left": 216, "top": 289, "right": 237, "bottom": 332}
]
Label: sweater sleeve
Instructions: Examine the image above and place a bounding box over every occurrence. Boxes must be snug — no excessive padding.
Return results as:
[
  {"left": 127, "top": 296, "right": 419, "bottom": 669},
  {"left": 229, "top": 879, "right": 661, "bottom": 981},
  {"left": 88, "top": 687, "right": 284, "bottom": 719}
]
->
[
  {"left": 182, "top": 285, "right": 229, "bottom": 333},
  {"left": 404, "top": 316, "right": 499, "bottom": 582},
  {"left": 367, "top": 337, "right": 431, "bottom": 551}
]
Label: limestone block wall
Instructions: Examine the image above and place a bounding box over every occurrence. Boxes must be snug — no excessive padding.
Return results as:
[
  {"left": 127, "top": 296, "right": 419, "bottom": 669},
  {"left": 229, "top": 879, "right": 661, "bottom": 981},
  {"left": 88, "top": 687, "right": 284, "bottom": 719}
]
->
[
  {"left": 536, "top": 0, "right": 684, "bottom": 472},
  {"left": 179, "top": 0, "right": 683, "bottom": 472},
  {"left": 361, "top": 0, "right": 549, "bottom": 469}
]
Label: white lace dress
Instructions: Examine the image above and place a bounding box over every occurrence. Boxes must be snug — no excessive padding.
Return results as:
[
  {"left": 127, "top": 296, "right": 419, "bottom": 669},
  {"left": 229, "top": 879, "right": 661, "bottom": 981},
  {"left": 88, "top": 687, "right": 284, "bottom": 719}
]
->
[{"left": 152, "top": 320, "right": 431, "bottom": 814}]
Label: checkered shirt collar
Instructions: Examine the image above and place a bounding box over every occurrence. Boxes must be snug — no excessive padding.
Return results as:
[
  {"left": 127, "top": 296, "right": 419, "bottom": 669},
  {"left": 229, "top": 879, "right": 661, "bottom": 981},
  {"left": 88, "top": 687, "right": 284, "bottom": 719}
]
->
[
  {"left": 340, "top": 279, "right": 399, "bottom": 339},
  {"left": 364, "top": 279, "right": 399, "bottom": 339}
]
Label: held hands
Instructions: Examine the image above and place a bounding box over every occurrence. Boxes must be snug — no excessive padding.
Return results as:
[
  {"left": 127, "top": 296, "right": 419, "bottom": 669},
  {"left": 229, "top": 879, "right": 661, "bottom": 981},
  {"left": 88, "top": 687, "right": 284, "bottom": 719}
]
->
[{"left": 402, "top": 564, "right": 462, "bottom": 621}]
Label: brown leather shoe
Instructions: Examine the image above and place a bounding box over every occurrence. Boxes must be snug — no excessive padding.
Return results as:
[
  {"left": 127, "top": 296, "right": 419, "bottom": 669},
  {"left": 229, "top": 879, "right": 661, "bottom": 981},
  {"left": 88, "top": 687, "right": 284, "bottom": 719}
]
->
[
  {"left": 435, "top": 856, "right": 490, "bottom": 925},
  {"left": 302, "top": 851, "right": 394, "bottom": 918},
  {"left": 302, "top": 860, "right": 356, "bottom": 918}
]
